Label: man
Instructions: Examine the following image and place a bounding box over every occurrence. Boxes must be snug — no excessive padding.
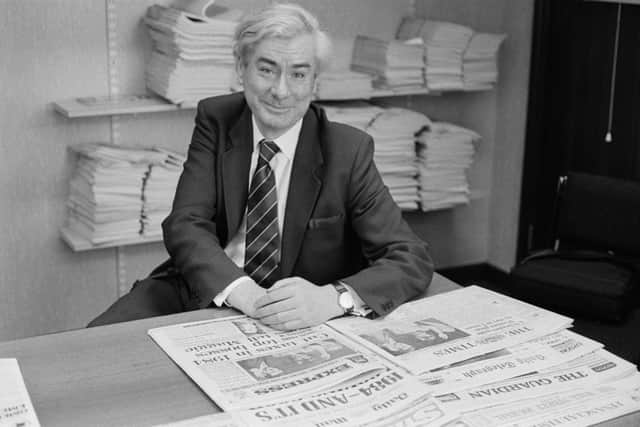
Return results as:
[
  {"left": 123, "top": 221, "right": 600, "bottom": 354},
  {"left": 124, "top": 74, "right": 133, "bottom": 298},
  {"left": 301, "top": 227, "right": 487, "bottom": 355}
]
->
[{"left": 89, "top": 3, "right": 433, "bottom": 330}]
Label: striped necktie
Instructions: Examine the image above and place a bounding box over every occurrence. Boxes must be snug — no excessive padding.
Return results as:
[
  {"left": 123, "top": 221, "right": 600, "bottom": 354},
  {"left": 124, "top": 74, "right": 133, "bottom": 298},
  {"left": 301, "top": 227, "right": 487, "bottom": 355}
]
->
[{"left": 244, "top": 139, "right": 281, "bottom": 288}]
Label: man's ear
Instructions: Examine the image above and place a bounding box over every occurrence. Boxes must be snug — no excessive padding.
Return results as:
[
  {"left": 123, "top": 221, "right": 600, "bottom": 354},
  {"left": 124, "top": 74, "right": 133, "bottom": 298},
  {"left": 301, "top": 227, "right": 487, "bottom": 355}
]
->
[{"left": 236, "top": 60, "right": 246, "bottom": 80}]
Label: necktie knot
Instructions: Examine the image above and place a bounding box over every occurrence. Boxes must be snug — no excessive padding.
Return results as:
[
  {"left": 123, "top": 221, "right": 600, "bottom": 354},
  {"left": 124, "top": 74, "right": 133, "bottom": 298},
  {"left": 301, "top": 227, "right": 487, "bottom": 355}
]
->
[{"left": 259, "top": 139, "right": 280, "bottom": 163}]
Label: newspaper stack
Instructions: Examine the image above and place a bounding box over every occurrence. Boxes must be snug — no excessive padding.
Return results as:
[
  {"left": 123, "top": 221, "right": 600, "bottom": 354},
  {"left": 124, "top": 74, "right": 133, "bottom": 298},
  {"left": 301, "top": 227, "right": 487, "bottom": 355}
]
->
[
  {"left": 143, "top": 4, "right": 243, "bottom": 105},
  {"left": 366, "top": 107, "right": 431, "bottom": 210},
  {"left": 463, "top": 32, "right": 507, "bottom": 90},
  {"left": 315, "top": 70, "right": 374, "bottom": 100},
  {"left": 351, "top": 35, "right": 426, "bottom": 91},
  {"left": 65, "top": 143, "right": 183, "bottom": 245},
  {"left": 320, "top": 102, "right": 429, "bottom": 210},
  {"left": 416, "top": 122, "right": 479, "bottom": 211},
  {"left": 148, "top": 284, "right": 640, "bottom": 427},
  {"left": 397, "top": 17, "right": 473, "bottom": 91},
  {"left": 141, "top": 149, "right": 185, "bottom": 238}
]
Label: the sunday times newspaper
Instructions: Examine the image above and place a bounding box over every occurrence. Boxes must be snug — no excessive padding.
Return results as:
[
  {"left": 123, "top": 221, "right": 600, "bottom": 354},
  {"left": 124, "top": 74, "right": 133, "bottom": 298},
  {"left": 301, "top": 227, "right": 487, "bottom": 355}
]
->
[
  {"left": 148, "top": 315, "right": 388, "bottom": 410},
  {"left": 327, "top": 285, "right": 573, "bottom": 374}
]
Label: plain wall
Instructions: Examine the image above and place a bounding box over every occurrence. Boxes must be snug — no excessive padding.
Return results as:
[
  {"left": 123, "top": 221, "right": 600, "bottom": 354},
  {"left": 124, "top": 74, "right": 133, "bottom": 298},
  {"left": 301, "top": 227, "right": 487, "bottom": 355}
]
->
[{"left": 0, "top": 0, "right": 532, "bottom": 341}]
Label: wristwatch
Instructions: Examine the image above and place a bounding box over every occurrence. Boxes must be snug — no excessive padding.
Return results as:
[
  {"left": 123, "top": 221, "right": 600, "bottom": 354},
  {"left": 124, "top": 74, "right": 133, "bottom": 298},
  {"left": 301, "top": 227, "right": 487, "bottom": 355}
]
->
[{"left": 333, "top": 282, "right": 355, "bottom": 315}]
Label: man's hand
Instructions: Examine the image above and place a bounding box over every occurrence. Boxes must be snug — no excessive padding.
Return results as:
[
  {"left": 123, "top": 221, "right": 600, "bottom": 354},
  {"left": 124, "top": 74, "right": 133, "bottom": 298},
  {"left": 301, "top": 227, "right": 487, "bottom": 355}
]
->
[
  {"left": 226, "top": 279, "right": 267, "bottom": 318},
  {"left": 253, "top": 277, "right": 344, "bottom": 330}
]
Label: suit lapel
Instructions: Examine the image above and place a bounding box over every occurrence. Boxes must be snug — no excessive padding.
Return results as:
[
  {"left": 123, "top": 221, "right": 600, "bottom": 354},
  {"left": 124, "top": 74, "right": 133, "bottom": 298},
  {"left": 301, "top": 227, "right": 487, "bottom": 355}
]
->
[
  {"left": 280, "top": 109, "right": 324, "bottom": 277},
  {"left": 223, "top": 105, "right": 253, "bottom": 240}
]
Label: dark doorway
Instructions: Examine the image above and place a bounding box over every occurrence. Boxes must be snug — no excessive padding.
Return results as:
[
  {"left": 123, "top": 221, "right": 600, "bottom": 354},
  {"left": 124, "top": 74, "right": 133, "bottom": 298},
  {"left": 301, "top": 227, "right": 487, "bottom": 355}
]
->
[{"left": 518, "top": 0, "right": 640, "bottom": 259}]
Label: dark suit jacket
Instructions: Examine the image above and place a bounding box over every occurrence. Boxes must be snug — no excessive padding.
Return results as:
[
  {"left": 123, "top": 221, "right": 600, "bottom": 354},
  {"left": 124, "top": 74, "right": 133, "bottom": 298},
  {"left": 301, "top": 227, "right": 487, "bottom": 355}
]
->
[{"left": 160, "top": 92, "right": 433, "bottom": 316}]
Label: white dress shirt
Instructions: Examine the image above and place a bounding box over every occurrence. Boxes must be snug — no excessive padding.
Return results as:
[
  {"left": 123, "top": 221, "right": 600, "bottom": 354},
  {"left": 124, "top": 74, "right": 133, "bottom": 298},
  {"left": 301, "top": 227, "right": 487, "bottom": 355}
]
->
[{"left": 213, "top": 115, "right": 368, "bottom": 316}]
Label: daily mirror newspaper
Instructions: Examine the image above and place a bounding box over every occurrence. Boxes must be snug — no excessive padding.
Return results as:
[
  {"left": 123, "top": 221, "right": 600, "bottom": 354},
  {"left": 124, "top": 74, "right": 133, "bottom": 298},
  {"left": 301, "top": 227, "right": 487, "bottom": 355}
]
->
[
  {"left": 147, "top": 315, "right": 388, "bottom": 410},
  {"left": 328, "top": 285, "right": 573, "bottom": 374}
]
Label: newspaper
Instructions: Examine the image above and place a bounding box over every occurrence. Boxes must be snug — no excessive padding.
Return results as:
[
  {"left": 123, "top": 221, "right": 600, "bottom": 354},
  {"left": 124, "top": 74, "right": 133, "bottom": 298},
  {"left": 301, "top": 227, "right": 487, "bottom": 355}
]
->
[
  {"left": 154, "top": 366, "right": 456, "bottom": 427},
  {"left": 0, "top": 358, "right": 41, "bottom": 427},
  {"left": 461, "top": 373, "right": 640, "bottom": 427},
  {"left": 147, "top": 315, "right": 388, "bottom": 410},
  {"left": 328, "top": 285, "right": 573, "bottom": 373},
  {"left": 419, "top": 330, "right": 602, "bottom": 394},
  {"left": 434, "top": 348, "right": 637, "bottom": 413}
]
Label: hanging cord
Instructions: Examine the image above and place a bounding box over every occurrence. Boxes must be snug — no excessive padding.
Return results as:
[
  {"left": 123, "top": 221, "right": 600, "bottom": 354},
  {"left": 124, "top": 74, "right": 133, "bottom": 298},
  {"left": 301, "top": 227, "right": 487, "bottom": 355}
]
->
[{"left": 605, "top": 3, "right": 622, "bottom": 143}]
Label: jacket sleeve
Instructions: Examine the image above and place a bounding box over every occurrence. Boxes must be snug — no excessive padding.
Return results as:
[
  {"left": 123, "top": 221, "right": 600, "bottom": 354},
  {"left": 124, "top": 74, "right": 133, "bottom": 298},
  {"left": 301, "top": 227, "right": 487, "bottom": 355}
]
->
[
  {"left": 162, "top": 101, "right": 245, "bottom": 307},
  {"left": 341, "top": 135, "right": 434, "bottom": 317}
]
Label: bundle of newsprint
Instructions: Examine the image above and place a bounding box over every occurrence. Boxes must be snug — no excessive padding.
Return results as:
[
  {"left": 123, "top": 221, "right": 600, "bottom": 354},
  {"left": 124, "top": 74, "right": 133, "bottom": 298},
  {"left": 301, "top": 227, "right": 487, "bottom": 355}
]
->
[
  {"left": 65, "top": 143, "right": 184, "bottom": 245},
  {"left": 142, "top": 0, "right": 244, "bottom": 105},
  {"left": 148, "top": 285, "right": 640, "bottom": 426}
]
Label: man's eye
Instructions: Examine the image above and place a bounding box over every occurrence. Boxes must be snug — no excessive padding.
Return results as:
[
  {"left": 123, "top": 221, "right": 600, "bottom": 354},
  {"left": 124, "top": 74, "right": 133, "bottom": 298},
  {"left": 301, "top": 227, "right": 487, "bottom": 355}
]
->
[
  {"left": 292, "top": 72, "right": 307, "bottom": 80},
  {"left": 259, "top": 67, "right": 274, "bottom": 75}
]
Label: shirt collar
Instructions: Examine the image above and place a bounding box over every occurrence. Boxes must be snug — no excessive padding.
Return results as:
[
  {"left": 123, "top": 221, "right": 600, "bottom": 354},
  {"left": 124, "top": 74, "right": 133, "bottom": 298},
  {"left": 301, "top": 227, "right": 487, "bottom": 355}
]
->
[{"left": 251, "top": 116, "right": 302, "bottom": 161}]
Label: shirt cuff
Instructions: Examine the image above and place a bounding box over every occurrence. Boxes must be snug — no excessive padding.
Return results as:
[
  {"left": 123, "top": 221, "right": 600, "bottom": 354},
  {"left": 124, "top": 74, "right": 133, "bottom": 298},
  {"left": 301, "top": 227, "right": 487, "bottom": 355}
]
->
[
  {"left": 213, "top": 276, "right": 254, "bottom": 307},
  {"left": 339, "top": 282, "right": 372, "bottom": 317}
]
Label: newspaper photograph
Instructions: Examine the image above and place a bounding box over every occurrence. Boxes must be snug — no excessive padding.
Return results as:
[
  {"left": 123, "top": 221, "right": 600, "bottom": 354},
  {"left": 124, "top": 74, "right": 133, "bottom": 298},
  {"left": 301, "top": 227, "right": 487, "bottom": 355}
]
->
[
  {"left": 460, "top": 373, "right": 640, "bottom": 427},
  {"left": 148, "top": 315, "right": 387, "bottom": 410},
  {"left": 433, "top": 348, "right": 637, "bottom": 413},
  {"left": 328, "top": 286, "right": 573, "bottom": 374},
  {"left": 419, "top": 330, "right": 602, "bottom": 394}
]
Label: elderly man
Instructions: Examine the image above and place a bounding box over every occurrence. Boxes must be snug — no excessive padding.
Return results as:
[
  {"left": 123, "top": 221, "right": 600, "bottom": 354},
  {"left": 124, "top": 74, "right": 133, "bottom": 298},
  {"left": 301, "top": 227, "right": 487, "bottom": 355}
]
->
[{"left": 89, "top": 3, "right": 433, "bottom": 330}]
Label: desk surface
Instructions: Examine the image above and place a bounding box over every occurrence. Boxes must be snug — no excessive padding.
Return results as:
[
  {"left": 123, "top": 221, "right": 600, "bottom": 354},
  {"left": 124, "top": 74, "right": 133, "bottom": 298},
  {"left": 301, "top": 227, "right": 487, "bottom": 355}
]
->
[{"left": 0, "top": 274, "right": 637, "bottom": 426}]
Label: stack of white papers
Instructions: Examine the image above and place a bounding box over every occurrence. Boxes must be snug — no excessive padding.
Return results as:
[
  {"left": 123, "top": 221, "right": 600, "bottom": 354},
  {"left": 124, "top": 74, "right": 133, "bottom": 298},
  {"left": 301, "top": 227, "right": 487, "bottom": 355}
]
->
[
  {"left": 142, "top": 149, "right": 185, "bottom": 238},
  {"left": 397, "top": 18, "right": 473, "bottom": 91},
  {"left": 416, "top": 122, "right": 479, "bottom": 211},
  {"left": 319, "top": 101, "right": 384, "bottom": 132},
  {"left": 351, "top": 35, "right": 426, "bottom": 91},
  {"left": 463, "top": 32, "right": 506, "bottom": 90},
  {"left": 315, "top": 70, "right": 374, "bottom": 100},
  {"left": 143, "top": 3, "right": 243, "bottom": 105},
  {"left": 320, "top": 102, "right": 431, "bottom": 210},
  {"left": 65, "top": 143, "right": 184, "bottom": 244}
]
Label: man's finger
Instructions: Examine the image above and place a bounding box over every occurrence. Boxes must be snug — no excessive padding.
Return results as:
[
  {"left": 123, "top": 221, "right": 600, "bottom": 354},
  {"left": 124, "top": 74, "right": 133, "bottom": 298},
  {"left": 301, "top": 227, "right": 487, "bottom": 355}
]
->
[{"left": 254, "top": 299, "right": 296, "bottom": 318}]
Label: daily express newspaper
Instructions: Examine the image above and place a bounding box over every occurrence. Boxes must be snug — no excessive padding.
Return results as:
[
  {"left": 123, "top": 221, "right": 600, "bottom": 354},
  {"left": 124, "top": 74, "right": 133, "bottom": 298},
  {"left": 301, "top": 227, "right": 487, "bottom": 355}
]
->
[
  {"left": 0, "top": 358, "right": 41, "bottom": 427},
  {"left": 419, "top": 330, "right": 603, "bottom": 394},
  {"left": 154, "top": 366, "right": 457, "bottom": 427},
  {"left": 327, "top": 285, "right": 573, "bottom": 374},
  {"left": 147, "top": 315, "right": 389, "bottom": 410},
  {"left": 460, "top": 373, "right": 640, "bottom": 427}
]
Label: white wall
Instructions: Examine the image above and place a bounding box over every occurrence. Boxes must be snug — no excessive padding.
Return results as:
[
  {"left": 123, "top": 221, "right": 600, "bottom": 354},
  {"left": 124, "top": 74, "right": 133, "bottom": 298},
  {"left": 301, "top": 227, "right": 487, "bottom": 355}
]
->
[{"left": 0, "top": 0, "right": 532, "bottom": 340}]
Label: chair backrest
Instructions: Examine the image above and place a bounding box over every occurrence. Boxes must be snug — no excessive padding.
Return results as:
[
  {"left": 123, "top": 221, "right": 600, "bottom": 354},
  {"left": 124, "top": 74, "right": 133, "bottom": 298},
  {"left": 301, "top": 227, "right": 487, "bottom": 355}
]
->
[{"left": 555, "top": 172, "right": 640, "bottom": 257}]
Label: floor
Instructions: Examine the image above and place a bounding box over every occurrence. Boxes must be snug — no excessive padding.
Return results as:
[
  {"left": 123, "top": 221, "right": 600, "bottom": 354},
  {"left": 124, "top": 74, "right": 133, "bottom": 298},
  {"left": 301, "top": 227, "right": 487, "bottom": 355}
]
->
[{"left": 437, "top": 263, "right": 640, "bottom": 364}]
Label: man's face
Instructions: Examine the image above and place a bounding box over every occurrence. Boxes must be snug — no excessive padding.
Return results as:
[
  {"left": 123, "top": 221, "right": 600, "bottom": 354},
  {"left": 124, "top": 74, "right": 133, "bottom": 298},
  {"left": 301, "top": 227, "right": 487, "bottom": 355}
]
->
[{"left": 237, "top": 34, "right": 318, "bottom": 139}]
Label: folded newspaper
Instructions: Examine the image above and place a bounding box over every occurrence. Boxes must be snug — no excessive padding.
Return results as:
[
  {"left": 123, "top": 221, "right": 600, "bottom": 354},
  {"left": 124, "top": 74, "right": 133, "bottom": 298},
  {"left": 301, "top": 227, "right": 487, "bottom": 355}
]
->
[{"left": 148, "top": 286, "right": 640, "bottom": 426}]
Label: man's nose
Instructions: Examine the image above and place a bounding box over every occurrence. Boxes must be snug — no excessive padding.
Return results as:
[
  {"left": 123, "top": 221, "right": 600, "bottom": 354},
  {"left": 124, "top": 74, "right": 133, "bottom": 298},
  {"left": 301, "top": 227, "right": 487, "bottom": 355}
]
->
[{"left": 271, "top": 73, "right": 290, "bottom": 98}]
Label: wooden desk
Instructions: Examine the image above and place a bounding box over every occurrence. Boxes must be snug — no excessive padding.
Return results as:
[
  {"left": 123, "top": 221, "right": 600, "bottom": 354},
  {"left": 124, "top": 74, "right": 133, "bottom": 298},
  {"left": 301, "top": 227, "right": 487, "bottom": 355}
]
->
[{"left": 0, "top": 274, "right": 637, "bottom": 426}]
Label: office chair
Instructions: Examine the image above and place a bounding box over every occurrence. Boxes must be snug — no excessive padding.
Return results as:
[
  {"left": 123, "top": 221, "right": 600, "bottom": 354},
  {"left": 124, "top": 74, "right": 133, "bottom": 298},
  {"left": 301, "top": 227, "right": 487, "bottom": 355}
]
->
[{"left": 510, "top": 172, "right": 640, "bottom": 322}]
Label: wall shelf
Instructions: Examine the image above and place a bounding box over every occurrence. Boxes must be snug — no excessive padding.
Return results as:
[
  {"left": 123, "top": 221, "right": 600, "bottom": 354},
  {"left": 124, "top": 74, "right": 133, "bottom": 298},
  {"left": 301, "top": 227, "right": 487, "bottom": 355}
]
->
[
  {"left": 60, "top": 227, "right": 162, "bottom": 251},
  {"left": 52, "top": 87, "right": 440, "bottom": 119}
]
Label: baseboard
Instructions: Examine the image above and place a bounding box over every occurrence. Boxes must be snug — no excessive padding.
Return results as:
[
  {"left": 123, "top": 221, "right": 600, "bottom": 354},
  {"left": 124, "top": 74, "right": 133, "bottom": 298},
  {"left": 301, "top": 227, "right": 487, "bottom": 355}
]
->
[{"left": 436, "top": 263, "right": 510, "bottom": 288}]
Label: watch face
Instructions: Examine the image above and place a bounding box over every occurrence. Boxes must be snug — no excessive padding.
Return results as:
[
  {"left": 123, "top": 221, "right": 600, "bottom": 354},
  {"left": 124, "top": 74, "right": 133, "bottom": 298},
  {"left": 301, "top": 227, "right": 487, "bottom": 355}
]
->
[{"left": 339, "top": 291, "right": 354, "bottom": 310}]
